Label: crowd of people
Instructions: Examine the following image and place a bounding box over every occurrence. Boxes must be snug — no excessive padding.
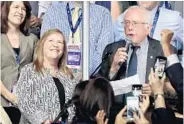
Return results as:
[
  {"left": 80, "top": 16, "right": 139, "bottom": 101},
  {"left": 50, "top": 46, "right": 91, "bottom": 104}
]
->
[{"left": 0, "top": 1, "right": 183, "bottom": 124}]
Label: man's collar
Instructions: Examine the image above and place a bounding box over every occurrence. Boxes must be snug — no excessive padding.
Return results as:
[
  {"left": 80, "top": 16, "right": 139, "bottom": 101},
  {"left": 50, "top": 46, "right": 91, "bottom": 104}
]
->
[
  {"left": 130, "top": 37, "right": 149, "bottom": 49},
  {"left": 66, "top": 1, "right": 83, "bottom": 10}
]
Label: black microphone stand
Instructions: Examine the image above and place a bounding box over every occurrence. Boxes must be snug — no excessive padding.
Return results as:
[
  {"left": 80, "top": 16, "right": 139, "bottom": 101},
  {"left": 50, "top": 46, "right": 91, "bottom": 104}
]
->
[{"left": 90, "top": 52, "right": 112, "bottom": 78}]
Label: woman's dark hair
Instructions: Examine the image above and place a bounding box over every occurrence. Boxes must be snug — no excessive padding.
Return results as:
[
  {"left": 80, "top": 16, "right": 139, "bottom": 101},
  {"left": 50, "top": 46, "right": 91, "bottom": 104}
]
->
[
  {"left": 72, "top": 80, "right": 89, "bottom": 105},
  {"left": 73, "top": 77, "right": 115, "bottom": 123},
  {"left": 1, "top": 1, "right": 32, "bottom": 35}
]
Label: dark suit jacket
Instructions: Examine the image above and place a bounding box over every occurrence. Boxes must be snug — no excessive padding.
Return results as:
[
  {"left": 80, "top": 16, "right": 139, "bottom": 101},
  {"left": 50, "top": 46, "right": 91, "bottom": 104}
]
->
[
  {"left": 166, "top": 63, "right": 183, "bottom": 114},
  {"left": 98, "top": 36, "right": 164, "bottom": 82},
  {"left": 166, "top": 63, "right": 183, "bottom": 96},
  {"left": 151, "top": 108, "right": 176, "bottom": 124}
]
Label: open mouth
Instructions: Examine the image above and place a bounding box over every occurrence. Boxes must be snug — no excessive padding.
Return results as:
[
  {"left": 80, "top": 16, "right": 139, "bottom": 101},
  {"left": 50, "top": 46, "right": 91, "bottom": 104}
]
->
[{"left": 127, "top": 34, "right": 134, "bottom": 37}]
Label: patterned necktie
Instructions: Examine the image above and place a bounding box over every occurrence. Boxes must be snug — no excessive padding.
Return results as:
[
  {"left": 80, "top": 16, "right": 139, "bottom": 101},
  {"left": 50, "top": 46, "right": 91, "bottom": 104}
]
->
[{"left": 127, "top": 46, "right": 140, "bottom": 77}]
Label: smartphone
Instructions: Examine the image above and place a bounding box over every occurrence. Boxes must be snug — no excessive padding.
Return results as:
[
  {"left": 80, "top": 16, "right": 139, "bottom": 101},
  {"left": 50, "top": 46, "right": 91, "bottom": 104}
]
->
[
  {"left": 127, "top": 96, "right": 139, "bottom": 121},
  {"left": 132, "top": 84, "right": 142, "bottom": 97},
  {"left": 153, "top": 56, "right": 167, "bottom": 79}
]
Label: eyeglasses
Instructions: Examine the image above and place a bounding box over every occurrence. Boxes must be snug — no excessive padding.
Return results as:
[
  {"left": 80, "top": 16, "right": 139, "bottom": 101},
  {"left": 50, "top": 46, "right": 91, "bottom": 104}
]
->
[{"left": 122, "top": 20, "right": 148, "bottom": 28}]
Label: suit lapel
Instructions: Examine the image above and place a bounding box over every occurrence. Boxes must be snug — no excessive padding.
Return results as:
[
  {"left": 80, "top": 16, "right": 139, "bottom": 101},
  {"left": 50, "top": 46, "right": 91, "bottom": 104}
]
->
[{"left": 146, "top": 37, "right": 157, "bottom": 82}]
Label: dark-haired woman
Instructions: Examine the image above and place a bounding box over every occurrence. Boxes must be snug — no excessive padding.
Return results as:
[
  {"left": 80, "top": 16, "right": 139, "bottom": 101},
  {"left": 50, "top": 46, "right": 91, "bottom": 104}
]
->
[
  {"left": 72, "top": 77, "right": 115, "bottom": 124},
  {"left": 1, "top": 1, "right": 38, "bottom": 123}
]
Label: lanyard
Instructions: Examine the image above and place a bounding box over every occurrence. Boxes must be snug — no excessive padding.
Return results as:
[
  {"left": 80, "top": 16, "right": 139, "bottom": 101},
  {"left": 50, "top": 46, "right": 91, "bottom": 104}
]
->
[
  {"left": 150, "top": 7, "right": 160, "bottom": 37},
  {"left": 160, "top": 1, "right": 172, "bottom": 10},
  {"left": 66, "top": 3, "right": 82, "bottom": 38}
]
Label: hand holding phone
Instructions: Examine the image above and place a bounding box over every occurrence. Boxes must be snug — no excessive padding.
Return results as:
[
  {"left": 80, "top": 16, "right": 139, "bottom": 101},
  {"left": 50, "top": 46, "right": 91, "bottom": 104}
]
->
[
  {"left": 153, "top": 56, "right": 167, "bottom": 79},
  {"left": 127, "top": 96, "right": 139, "bottom": 121},
  {"left": 149, "top": 68, "right": 166, "bottom": 95},
  {"left": 139, "top": 94, "right": 150, "bottom": 114},
  {"left": 115, "top": 106, "right": 127, "bottom": 124},
  {"left": 133, "top": 108, "right": 149, "bottom": 124}
]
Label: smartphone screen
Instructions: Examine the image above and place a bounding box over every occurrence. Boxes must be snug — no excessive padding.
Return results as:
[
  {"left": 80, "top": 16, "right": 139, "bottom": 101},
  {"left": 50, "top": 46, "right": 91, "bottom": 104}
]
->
[
  {"left": 127, "top": 96, "right": 139, "bottom": 120},
  {"left": 132, "top": 84, "right": 142, "bottom": 97},
  {"left": 154, "top": 56, "right": 167, "bottom": 79}
]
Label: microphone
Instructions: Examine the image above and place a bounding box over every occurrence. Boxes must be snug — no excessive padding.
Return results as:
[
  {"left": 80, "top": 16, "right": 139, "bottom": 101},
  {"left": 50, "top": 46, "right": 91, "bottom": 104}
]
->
[
  {"left": 118, "top": 37, "right": 131, "bottom": 66},
  {"left": 125, "top": 36, "right": 131, "bottom": 53},
  {"left": 90, "top": 52, "right": 112, "bottom": 78}
]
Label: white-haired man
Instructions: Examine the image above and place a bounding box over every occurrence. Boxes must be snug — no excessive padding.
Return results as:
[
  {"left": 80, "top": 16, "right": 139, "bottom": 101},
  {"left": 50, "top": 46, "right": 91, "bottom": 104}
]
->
[
  {"left": 114, "top": 1, "right": 183, "bottom": 59},
  {"left": 99, "top": 6, "right": 165, "bottom": 104}
]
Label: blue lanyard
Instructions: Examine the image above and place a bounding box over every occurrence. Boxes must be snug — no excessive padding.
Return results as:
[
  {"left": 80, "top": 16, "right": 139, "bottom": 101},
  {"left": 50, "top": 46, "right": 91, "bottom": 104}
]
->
[
  {"left": 66, "top": 3, "right": 82, "bottom": 38},
  {"left": 150, "top": 7, "right": 160, "bottom": 37}
]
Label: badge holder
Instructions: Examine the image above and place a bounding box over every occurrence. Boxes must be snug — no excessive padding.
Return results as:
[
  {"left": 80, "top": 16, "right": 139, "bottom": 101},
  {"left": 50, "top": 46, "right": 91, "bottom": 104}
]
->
[{"left": 67, "top": 36, "right": 81, "bottom": 77}]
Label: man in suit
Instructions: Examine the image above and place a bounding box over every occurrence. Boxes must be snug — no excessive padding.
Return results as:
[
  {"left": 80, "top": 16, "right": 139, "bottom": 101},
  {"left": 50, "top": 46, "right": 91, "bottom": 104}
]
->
[
  {"left": 98, "top": 6, "right": 164, "bottom": 123},
  {"left": 114, "top": 1, "right": 183, "bottom": 66},
  {"left": 99, "top": 6, "right": 165, "bottom": 103},
  {"left": 114, "top": 1, "right": 183, "bottom": 51}
]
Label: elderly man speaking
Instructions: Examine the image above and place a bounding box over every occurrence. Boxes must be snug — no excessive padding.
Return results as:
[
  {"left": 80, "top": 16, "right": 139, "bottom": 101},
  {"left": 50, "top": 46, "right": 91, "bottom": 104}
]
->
[{"left": 99, "top": 6, "right": 165, "bottom": 104}]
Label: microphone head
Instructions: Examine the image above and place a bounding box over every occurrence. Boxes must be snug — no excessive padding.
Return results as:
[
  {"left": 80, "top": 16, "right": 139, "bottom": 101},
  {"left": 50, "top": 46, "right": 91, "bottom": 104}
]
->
[{"left": 125, "top": 37, "right": 132, "bottom": 53}]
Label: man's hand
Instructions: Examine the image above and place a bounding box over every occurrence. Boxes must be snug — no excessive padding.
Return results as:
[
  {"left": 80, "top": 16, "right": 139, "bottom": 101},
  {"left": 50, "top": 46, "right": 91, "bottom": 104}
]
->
[
  {"left": 115, "top": 106, "right": 127, "bottom": 124},
  {"left": 160, "top": 29, "right": 174, "bottom": 45},
  {"left": 110, "top": 47, "right": 128, "bottom": 72},
  {"left": 142, "top": 84, "right": 152, "bottom": 96},
  {"left": 133, "top": 108, "right": 150, "bottom": 124},
  {"left": 149, "top": 68, "right": 166, "bottom": 95},
  {"left": 139, "top": 94, "right": 150, "bottom": 114},
  {"left": 160, "top": 29, "right": 174, "bottom": 57},
  {"left": 96, "top": 110, "right": 108, "bottom": 124}
]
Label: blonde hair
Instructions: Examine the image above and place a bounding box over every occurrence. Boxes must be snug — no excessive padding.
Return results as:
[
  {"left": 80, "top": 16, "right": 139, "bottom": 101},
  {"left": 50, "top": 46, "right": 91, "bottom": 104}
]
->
[{"left": 33, "top": 29, "right": 74, "bottom": 79}]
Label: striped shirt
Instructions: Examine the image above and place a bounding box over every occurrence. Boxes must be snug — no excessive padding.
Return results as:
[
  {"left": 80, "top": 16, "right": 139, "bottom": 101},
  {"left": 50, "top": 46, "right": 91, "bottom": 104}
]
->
[{"left": 41, "top": 1, "right": 114, "bottom": 74}]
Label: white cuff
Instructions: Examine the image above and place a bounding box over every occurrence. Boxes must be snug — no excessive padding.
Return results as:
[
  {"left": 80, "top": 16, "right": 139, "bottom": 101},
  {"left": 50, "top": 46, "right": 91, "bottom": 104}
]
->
[{"left": 167, "top": 54, "right": 179, "bottom": 67}]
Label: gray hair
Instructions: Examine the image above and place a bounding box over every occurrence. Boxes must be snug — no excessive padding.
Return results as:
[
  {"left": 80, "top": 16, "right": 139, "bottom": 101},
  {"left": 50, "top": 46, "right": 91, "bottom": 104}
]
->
[{"left": 123, "top": 6, "right": 152, "bottom": 24}]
